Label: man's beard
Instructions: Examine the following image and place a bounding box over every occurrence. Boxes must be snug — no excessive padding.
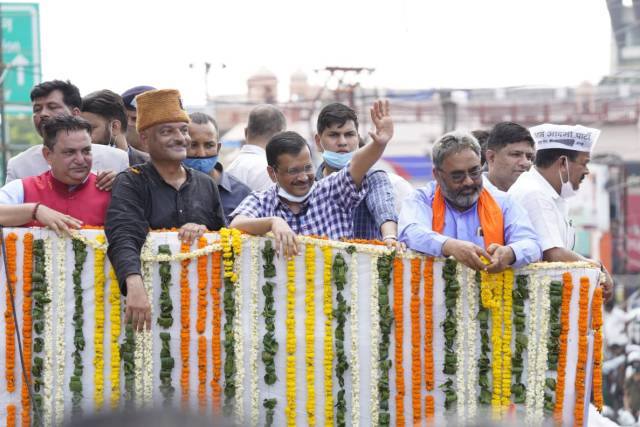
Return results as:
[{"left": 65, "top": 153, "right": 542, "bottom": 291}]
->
[{"left": 441, "top": 181, "right": 482, "bottom": 210}]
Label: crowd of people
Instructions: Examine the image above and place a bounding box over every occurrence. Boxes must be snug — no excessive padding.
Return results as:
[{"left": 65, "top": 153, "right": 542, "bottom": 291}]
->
[{"left": 0, "top": 80, "right": 615, "bottom": 344}]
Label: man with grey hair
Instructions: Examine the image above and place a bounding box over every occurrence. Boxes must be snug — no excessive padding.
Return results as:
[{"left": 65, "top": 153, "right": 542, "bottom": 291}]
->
[
  {"left": 398, "top": 131, "right": 541, "bottom": 272},
  {"left": 227, "top": 105, "right": 287, "bottom": 191}
]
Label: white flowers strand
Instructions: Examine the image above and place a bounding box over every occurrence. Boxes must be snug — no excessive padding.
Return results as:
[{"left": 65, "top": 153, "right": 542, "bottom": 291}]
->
[
  {"left": 369, "top": 255, "right": 380, "bottom": 426},
  {"left": 465, "top": 266, "right": 478, "bottom": 421},
  {"left": 43, "top": 237, "right": 54, "bottom": 426},
  {"left": 141, "top": 237, "right": 154, "bottom": 407},
  {"left": 455, "top": 263, "right": 466, "bottom": 423},
  {"left": 524, "top": 273, "right": 540, "bottom": 426},
  {"left": 534, "top": 275, "right": 551, "bottom": 424},
  {"left": 54, "top": 238, "right": 67, "bottom": 425},
  {"left": 233, "top": 241, "right": 245, "bottom": 422},
  {"left": 350, "top": 252, "right": 360, "bottom": 427},
  {"left": 249, "top": 240, "right": 260, "bottom": 426}
]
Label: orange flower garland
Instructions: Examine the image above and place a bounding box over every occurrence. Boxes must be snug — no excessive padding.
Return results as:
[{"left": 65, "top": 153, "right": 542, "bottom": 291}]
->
[
  {"left": 553, "top": 272, "right": 573, "bottom": 424},
  {"left": 423, "top": 257, "right": 435, "bottom": 424},
  {"left": 7, "top": 404, "right": 16, "bottom": 427},
  {"left": 592, "top": 286, "right": 604, "bottom": 412},
  {"left": 5, "top": 232, "right": 18, "bottom": 394},
  {"left": 410, "top": 258, "right": 422, "bottom": 425},
  {"left": 196, "top": 237, "right": 208, "bottom": 413},
  {"left": 180, "top": 241, "right": 191, "bottom": 408},
  {"left": 21, "top": 233, "right": 34, "bottom": 427},
  {"left": 210, "top": 250, "right": 223, "bottom": 413},
  {"left": 573, "top": 277, "right": 590, "bottom": 426},
  {"left": 393, "top": 257, "right": 405, "bottom": 427}
]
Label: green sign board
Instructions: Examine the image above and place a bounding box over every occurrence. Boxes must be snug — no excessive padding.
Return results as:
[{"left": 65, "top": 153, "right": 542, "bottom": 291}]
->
[{"left": 1, "top": 3, "right": 41, "bottom": 114}]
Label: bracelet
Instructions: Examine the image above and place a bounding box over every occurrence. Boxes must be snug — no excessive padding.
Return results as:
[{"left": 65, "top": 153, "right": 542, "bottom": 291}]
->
[
  {"left": 31, "top": 202, "right": 42, "bottom": 221},
  {"left": 382, "top": 235, "right": 397, "bottom": 241}
]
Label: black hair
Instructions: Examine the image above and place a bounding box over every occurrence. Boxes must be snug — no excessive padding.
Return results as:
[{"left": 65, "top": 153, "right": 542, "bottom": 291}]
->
[
  {"left": 534, "top": 148, "right": 580, "bottom": 168},
  {"left": 42, "top": 115, "right": 92, "bottom": 150},
  {"left": 246, "top": 105, "right": 286, "bottom": 140},
  {"left": 266, "top": 131, "right": 308, "bottom": 168},
  {"left": 189, "top": 112, "right": 219, "bottom": 134},
  {"left": 471, "top": 129, "right": 490, "bottom": 165},
  {"left": 30, "top": 80, "right": 82, "bottom": 109},
  {"left": 81, "top": 89, "right": 129, "bottom": 132},
  {"left": 486, "top": 122, "right": 534, "bottom": 152},
  {"left": 316, "top": 102, "right": 359, "bottom": 134}
]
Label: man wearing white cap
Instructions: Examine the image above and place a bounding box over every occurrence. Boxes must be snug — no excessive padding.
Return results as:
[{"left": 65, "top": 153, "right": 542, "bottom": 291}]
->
[{"left": 509, "top": 123, "right": 612, "bottom": 300}]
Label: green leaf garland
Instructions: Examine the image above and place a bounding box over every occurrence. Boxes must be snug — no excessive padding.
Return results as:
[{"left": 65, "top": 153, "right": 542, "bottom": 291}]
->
[
  {"left": 544, "top": 280, "right": 563, "bottom": 412},
  {"left": 70, "top": 240, "right": 87, "bottom": 415},
  {"left": 261, "top": 241, "right": 278, "bottom": 426},
  {"left": 441, "top": 258, "right": 458, "bottom": 410},
  {"left": 31, "top": 239, "right": 46, "bottom": 426},
  {"left": 511, "top": 274, "right": 529, "bottom": 404},
  {"left": 476, "top": 271, "right": 491, "bottom": 405},
  {"left": 376, "top": 253, "right": 393, "bottom": 427},
  {"left": 332, "top": 253, "right": 349, "bottom": 427},
  {"left": 157, "top": 245, "right": 175, "bottom": 404}
]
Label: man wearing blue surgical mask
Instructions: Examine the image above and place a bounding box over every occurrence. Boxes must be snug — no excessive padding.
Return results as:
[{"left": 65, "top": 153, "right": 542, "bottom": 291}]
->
[
  {"left": 184, "top": 112, "right": 250, "bottom": 221},
  {"left": 314, "top": 102, "right": 403, "bottom": 251}
]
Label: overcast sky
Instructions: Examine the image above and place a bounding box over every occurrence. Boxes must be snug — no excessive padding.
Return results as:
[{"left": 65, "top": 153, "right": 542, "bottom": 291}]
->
[{"left": 25, "top": 0, "right": 614, "bottom": 105}]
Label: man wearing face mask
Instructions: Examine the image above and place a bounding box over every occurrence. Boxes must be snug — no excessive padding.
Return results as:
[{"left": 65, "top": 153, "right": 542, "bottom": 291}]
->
[
  {"left": 184, "top": 112, "right": 250, "bottom": 222},
  {"left": 230, "top": 100, "right": 394, "bottom": 257},
  {"left": 398, "top": 131, "right": 541, "bottom": 273},
  {"left": 508, "top": 123, "right": 613, "bottom": 300},
  {"left": 314, "top": 103, "right": 402, "bottom": 251}
]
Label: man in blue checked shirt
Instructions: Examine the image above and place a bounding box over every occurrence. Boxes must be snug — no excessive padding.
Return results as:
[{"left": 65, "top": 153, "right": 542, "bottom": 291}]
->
[
  {"left": 230, "top": 100, "right": 394, "bottom": 258},
  {"left": 313, "top": 102, "right": 404, "bottom": 252}
]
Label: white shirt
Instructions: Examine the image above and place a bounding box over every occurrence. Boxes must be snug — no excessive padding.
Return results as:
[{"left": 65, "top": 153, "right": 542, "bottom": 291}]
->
[
  {"left": 482, "top": 173, "right": 503, "bottom": 195},
  {"left": 226, "top": 144, "right": 274, "bottom": 192},
  {"left": 5, "top": 143, "right": 129, "bottom": 183},
  {"left": 0, "top": 179, "right": 24, "bottom": 204},
  {"left": 387, "top": 172, "right": 414, "bottom": 214},
  {"left": 508, "top": 167, "right": 575, "bottom": 251}
]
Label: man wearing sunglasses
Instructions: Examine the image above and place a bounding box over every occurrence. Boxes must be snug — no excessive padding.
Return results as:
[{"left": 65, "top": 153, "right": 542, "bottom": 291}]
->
[
  {"left": 398, "top": 131, "right": 541, "bottom": 273},
  {"left": 230, "top": 100, "right": 394, "bottom": 257}
]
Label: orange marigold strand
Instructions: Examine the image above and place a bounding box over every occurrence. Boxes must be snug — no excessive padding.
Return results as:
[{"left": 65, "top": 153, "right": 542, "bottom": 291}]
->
[
  {"left": 5, "top": 232, "right": 18, "bottom": 394},
  {"left": 393, "top": 257, "right": 405, "bottom": 427},
  {"left": 573, "top": 277, "right": 590, "bottom": 427},
  {"left": 423, "top": 257, "right": 435, "bottom": 425},
  {"left": 196, "top": 237, "right": 208, "bottom": 335},
  {"left": 180, "top": 241, "right": 191, "bottom": 407},
  {"left": 210, "top": 251, "right": 223, "bottom": 413},
  {"left": 554, "top": 272, "right": 573, "bottom": 424},
  {"left": 6, "top": 404, "right": 16, "bottom": 427},
  {"left": 592, "top": 287, "right": 604, "bottom": 411},
  {"left": 410, "top": 258, "right": 422, "bottom": 425},
  {"left": 21, "top": 233, "right": 34, "bottom": 427}
]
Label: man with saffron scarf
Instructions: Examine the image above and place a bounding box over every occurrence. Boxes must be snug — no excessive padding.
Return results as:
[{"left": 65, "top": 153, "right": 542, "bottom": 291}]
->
[{"left": 399, "top": 131, "right": 541, "bottom": 272}]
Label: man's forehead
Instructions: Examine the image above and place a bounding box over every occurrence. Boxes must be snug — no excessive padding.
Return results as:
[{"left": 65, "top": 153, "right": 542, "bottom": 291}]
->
[
  {"left": 156, "top": 122, "right": 188, "bottom": 131},
  {"left": 33, "top": 89, "right": 65, "bottom": 104},
  {"left": 442, "top": 148, "right": 480, "bottom": 168},
  {"left": 277, "top": 148, "right": 311, "bottom": 165},
  {"left": 325, "top": 120, "right": 357, "bottom": 132}
]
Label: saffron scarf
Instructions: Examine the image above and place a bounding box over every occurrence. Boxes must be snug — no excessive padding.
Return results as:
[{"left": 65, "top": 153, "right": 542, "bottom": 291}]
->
[{"left": 432, "top": 186, "right": 504, "bottom": 248}]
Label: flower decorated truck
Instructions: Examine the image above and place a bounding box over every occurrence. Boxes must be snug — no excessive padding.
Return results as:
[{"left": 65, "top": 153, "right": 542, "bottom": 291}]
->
[{"left": 0, "top": 228, "right": 602, "bottom": 426}]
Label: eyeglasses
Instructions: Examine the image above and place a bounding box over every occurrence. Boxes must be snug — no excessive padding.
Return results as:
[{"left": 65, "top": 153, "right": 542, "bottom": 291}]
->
[
  {"left": 276, "top": 163, "right": 315, "bottom": 177},
  {"left": 438, "top": 167, "right": 483, "bottom": 183}
]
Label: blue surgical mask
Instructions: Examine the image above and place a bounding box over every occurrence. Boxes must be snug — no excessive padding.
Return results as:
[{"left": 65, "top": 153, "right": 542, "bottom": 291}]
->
[
  {"left": 322, "top": 150, "right": 354, "bottom": 170},
  {"left": 183, "top": 156, "right": 218, "bottom": 174}
]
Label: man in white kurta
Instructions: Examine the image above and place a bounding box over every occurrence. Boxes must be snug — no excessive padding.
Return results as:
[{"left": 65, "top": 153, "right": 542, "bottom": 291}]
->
[{"left": 509, "top": 123, "right": 612, "bottom": 300}]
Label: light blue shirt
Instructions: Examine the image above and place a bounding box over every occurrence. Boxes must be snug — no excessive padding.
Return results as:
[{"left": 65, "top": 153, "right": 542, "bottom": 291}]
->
[{"left": 398, "top": 181, "right": 542, "bottom": 268}]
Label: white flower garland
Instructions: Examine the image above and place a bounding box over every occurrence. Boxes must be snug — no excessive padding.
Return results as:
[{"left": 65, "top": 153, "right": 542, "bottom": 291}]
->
[
  {"left": 249, "top": 240, "right": 260, "bottom": 427},
  {"left": 43, "top": 237, "right": 54, "bottom": 426},
  {"left": 524, "top": 273, "right": 539, "bottom": 425},
  {"left": 141, "top": 237, "right": 154, "bottom": 407},
  {"left": 455, "top": 263, "right": 466, "bottom": 422},
  {"left": 369, "top": 255, "right": 380, "bottom": 426},
  {"left": 465, "top": 266, "right": 478, "bottom": 421},
  {"left": 233, "top": 241, "right": 245, "bottom": 422},
  {"left": 54, "top": 238, "right": 67, "bottom": 425},
  {"left": 350, "top": 252, "right": 360, "bottom": 427},
  {"left": 534, "top": 275, "right": 551, "bottom": 423}
]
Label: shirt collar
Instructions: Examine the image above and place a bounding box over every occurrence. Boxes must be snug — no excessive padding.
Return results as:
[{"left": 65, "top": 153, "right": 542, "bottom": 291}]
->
[
  {"left": 147, "top": 161, "right": 192, "bottom": 188},
  {"left": 214, "top": 162, "right": 232, "bottom": 192},
  {"left": 315, "top": 162, "right": 326, "bottom": 181},
  {"left": 239, "top": 144, "right": 266, "bottom": 155}
]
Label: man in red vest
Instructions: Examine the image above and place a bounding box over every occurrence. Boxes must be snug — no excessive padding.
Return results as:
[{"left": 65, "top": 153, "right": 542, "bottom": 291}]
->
[{"left": 0, "top": 115, "right": 111, "bottom": 230}]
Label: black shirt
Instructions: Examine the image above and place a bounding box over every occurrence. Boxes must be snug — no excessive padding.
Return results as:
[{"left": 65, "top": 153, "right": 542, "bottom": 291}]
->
[{"left": 106, "top": 162, "right": 226, "bottom": 294}]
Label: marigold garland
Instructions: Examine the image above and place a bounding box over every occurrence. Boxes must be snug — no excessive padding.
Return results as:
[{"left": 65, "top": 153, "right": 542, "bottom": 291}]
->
[
  {"left": 592, "top": 286, "right": 604, "bottom": 412},
  {"left": 553, "top": 272, "right": 573, "bottom": 424},
  {"left": 410, "top": 258, "right": 422, "bottom": 424},
  {"left": 573, "top": 277, "right": 590, "bottom": 427},
  {"left": 501, "top": 269, "right": 513, "bottom": 409},
  {"left": 196, "top": 237, "right": 208, "bottom": 413},
  {"left": 5, "top": 232, "right": 18, "bottom": 394},
  {"left": 108, "top": 267, "right": 121, "bottom": 409},
  {"left": 93, "top": 235, "right": 106, "bottom": 411},
  {"left": 179, "top": 241, "right": 191, "bottom": 408},
  {"left": 423, "top": 257, "right": 435, "bottom": 424},
  {"left": 320, "top": 246, "right": 333, "bottom": 425},
  {"left": 210, "top": 250, "right": 223, "bottom": 414},
  {"left": 393, "top": 256, "right": 405, "bottom": 426},
  {"left": 285, "top": 257, "right": 296, "bottom": 427},
  {"left": 305, "top": 244, "right": 316, "bottom": 426},
  {"left": 197, "top": 335, "right": 207, "bottom": 414},
  {"left": 70, "top": 239, "right": 88, "bottom": 416},
  {"left": 18, "top": 233, "right": 33, "bottom": 427},
  {"left": 7, "top": 404, "right": 16, "bottom": 427}
]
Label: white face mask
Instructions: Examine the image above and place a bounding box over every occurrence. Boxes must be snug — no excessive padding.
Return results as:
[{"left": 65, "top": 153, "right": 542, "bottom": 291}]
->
[
  {"left": 277, "top": 182, "right": 316, "bottom": 203},
  {"left": 559, "top": 156, "right": 578, "bottom": 199}
]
